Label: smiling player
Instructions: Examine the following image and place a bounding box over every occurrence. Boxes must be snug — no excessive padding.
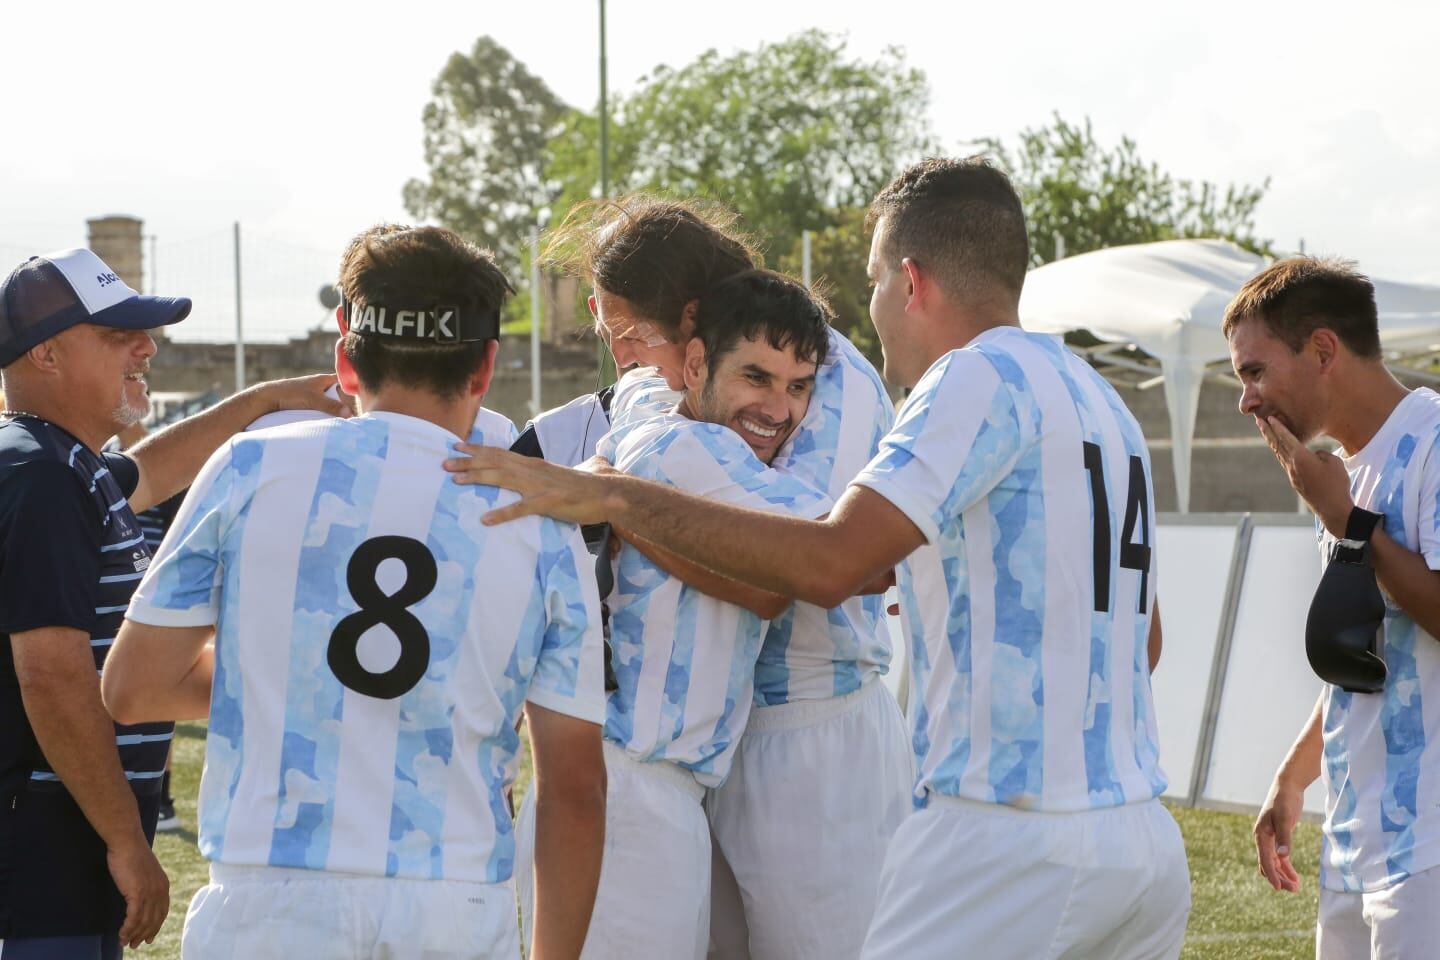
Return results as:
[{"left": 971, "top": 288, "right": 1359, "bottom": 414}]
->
[{"left": 512, "top": 269, "right": 834, "bottom": 960}]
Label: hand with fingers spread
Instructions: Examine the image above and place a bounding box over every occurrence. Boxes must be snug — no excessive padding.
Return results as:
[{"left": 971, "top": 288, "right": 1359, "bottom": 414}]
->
[
  {"left": 1256, "top": 415, "right": 1353, "bottom": 537},
  {"left": 444, "top": 444, "right": 618, "bottom": 526},
  {"left": 108, "top": 835, "right": 171, "bottom": 947}
]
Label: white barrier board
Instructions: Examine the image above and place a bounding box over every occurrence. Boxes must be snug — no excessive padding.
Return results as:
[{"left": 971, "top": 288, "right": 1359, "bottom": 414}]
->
[
  {"left": 1152, "top": 519, "right": 1242, "bottom": 800},
  {"left": 1201, "top": 520, "right": 1328, "bottom": 816}
]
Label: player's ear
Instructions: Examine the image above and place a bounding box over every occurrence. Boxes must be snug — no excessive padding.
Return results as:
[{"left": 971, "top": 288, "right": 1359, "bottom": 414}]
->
[
  {"left": 1310, "top": 327, "right": 1341, "bottom": 372},
  {"left": 678, "top": 299, "right": 699, "bottom": 340},
  {"left": 334, "top": 337, "right": 363, "bottom": 396},
  {"left": 682, "top": 337, "right": 708, "bottom": 393},
  {"left": 470, "top": 339, "right": 501, "bottom": 397},
  {"left": 334, "top": 305, "right": 347, "bottom": 335},
  {"left": 901, "top": 258, "right": 925, "bottom": 313}
]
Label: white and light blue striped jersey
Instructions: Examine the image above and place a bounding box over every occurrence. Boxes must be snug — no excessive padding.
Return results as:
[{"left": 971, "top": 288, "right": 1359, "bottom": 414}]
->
[
  {"left": 597, "top": 413, "right": 832, "bottom": 787},
  {"left": 1317, "top": 387, "right": 1440, "bottom": 893},
  {"left": 853, "top": 326, "right": 1166, "bottom": 813},
  {"left": 126, "top": 412, "right": 605, "bottom": 883},
  {"left": 607, "top": 368, "right": 682, "bottom": 431},
  {"left": 759, "top": 327, "right": 896, "bottom": 704}
]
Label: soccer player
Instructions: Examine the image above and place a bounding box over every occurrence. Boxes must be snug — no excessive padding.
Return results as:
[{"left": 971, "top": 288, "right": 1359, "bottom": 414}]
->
[
  {"left": 521, "top": 196, "right": 912, "bottom": 957},
  {"left": 446, "top": 157, "right": 1191, "bottom": 959},
  {"left": 1233, "top": 259, "right": 1440, "bottom": 959},
  {"left": 511, "top": 269, "right": 835, "bottom": 960},
  {"left": 511, "top": 196, "right": 757, "bottom": 466},
  {"left": 700, "top": 296, "right": 909, "bottom": 959},
  {"left": 251, "top": 224, "right": 520, "bottom": 449},
  {"left": 102, "top": 226, "right": 608, "bottom": 960}
]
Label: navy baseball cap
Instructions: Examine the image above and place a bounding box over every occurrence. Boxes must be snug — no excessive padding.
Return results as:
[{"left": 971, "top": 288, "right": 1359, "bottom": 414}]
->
[{"left": 0, "top": 248, "right": 191, "bottom": 367}]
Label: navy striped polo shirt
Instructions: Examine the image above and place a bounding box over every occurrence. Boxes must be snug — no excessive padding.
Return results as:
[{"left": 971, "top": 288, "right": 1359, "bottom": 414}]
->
[{"left": 0, "top": 415, "right": 174, "bottom": 804}]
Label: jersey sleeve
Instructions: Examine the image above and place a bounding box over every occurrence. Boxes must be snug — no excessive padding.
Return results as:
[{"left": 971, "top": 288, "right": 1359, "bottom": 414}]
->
[
  {"left": 126, "top": 441, "right": 236, "bottom": 627},
  {"left": 851, "top": 349, "right": 1028, "bottom": 543},
  {"left": 616, "top": 418, "right": 832, "bottom": 519},
  {"left": 525, "top": 519, "right": 607, "bottom": 723},
  {"left": 0, "top": 460, "right": 101, "bottom": 635},
  {"left": 1419, "top": 423, "right": 1440, "bottom": 571},
  {"left": 103, "top": 451, "right": 141, "bottom": 499}
]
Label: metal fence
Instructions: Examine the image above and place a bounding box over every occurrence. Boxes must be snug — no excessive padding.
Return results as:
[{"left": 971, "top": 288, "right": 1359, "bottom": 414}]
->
[{"left": 3, "top": 228, "right": 348, "bottom": 346}]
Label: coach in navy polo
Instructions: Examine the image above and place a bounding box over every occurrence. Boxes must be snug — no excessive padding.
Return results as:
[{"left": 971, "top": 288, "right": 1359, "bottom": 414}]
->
[{"left": 0, "top": 249, "right": 347, "bottom": 959}]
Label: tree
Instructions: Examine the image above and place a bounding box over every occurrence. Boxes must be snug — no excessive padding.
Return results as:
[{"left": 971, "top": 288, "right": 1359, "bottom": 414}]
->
[
  {"left": 403, "top": 37, "right": 569, "bottom": 272},
  {"left": 545, "top": 30, "right": 937, "bottom": 263},
  {"left": 985, "top": 115, "right": 1271, "bottom": 265},
  {"left": 774, "top": 206, "right": 879, "bottom": 359}
]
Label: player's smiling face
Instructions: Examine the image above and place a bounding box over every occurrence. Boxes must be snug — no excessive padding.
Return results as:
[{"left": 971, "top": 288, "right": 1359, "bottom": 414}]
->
[
  {"left": 591, "top": 290, "right": 689, "bottom": 389},
  {"left": 1228, "top": 316, "right": 1327, "bottom": 443},
  {"left": 685, "top": 335, "right": 817, "bottom": 464}
]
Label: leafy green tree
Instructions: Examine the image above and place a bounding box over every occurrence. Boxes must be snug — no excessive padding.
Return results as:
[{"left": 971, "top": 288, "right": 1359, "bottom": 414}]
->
[
  {"left": 775, "top": 206, "right": 879, "bottom": 359},
  {"left": 545, "top": 30, "right": 937, "bottom": 262},
  {"left": 985, "top": 115, "right": 1271, "bottom": 264},
  {"left": 402, "top": 36, "right": 569, "bottom": 272}
]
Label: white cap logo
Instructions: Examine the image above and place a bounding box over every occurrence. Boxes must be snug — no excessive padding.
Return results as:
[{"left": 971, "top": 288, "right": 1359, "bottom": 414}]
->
[{"left": 40, "top": 248, "right": 139, "bottom": 315}]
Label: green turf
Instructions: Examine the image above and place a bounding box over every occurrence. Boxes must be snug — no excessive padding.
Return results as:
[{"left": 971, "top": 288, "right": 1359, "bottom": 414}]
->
[
  {"left": 134, "top": 722, "right": 209, "bottom": 959},
  {"left": 130, "top": 726, "right": 1322, "bottom": 959}
]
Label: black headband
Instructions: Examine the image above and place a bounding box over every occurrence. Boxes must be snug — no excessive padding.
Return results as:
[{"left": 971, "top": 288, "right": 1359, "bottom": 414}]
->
[{"left": 342, "top": 298, "right": 500, "bottom": 344}]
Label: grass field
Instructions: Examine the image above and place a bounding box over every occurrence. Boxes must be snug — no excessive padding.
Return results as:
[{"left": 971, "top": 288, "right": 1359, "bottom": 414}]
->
[{"left": 135, "top": 722, "right": 1321, "bottom": 959}]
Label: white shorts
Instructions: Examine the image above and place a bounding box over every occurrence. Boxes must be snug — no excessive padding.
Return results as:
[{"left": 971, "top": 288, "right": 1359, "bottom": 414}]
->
[
  {"left": 706, "top": 677, "right": 913, "bottom": 959},
  {"left": 516, "top": 740, "right": 710, "bottom": 960},
  {"left": 1317, "top": 864, "right": 1440, "bottom": 959},
  {"left": 181, "top": 863, "right": 521, "bottom": 960},
  {"left": 861, "top": 796, "right": 1190, "bottom": 960}
]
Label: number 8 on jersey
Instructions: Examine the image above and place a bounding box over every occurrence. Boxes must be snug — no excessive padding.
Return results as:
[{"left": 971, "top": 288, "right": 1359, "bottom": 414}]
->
[{"left": 328, "top": 535, "right": 438, "bottom": 700}]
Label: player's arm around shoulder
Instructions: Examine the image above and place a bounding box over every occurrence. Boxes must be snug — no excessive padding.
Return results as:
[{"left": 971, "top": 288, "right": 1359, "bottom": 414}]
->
[
  {"left": 126, "top": 373, "right": 349, "bottom": 513},
  {"left": 613, "top": 524, "right": 790, "bottom": 620}
]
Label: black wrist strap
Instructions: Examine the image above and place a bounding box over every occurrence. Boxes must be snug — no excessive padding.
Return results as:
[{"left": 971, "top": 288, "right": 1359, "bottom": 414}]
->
[
  {"left": 1345, "top": 507, "right": 1383, "bottom": 543},
  {"left": 1333, "top": 507, "right": 1383, "bottom": 565}
]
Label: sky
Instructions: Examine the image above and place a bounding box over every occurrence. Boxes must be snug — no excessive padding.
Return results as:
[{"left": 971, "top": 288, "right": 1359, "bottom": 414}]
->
[{"left": 3, "top": 0, "right": 1437, "bottom": 342}]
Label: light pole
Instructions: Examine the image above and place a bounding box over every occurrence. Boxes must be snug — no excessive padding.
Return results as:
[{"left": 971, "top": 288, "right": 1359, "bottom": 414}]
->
[
  {"left": 599, "top": 0, "right": 609, "bottom": 200},
  {"left": 597, "top": 0, "right": 611, "bottom": 379}
]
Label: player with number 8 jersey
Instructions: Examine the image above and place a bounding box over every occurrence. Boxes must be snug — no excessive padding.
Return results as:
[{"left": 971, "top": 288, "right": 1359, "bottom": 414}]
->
[{"left": 106, "top": 226, "right": 608, "bottom": 960}]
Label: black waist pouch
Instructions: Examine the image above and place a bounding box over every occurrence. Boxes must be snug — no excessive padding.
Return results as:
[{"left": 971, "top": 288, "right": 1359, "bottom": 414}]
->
[{"left": 1305, "top": 545, "right": 1387, "bottom": 694}]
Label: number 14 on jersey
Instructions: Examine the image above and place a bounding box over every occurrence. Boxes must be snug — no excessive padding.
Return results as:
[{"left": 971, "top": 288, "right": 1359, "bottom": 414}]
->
[{"left": 1081, "top": 441, "right": 1152, "bottom": 615}]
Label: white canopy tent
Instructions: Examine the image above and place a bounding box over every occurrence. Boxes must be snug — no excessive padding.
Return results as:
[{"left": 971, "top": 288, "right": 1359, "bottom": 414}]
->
[{"left": 1019, "top": 239, "right": 1440, "bottom": 511}]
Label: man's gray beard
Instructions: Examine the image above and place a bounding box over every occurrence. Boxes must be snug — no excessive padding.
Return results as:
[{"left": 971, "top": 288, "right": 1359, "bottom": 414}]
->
[{"left": 112, "top": 393, "right": 150, "bottom": 428}]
